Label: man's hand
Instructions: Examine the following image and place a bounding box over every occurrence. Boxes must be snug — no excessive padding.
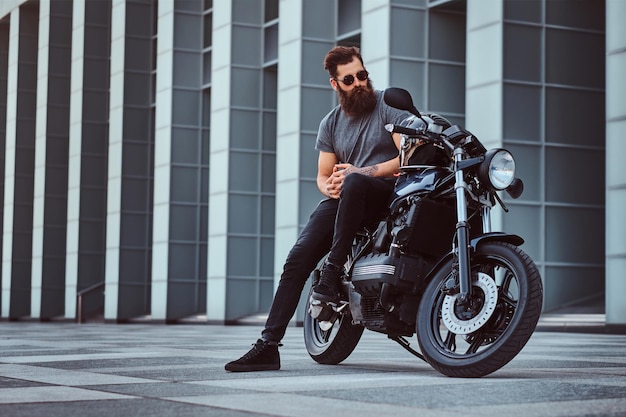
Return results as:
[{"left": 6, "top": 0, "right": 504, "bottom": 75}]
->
[{"left": 325, "top": 163, "right": 353, "bottom": 198}]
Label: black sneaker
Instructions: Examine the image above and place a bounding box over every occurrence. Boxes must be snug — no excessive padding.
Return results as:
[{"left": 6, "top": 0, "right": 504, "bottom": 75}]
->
[
  {"left": 224, "top": 339, "right": 281, "bottom": 372},
  {"left": 311, "top": 262, "right": 342, "bottom": 303}
]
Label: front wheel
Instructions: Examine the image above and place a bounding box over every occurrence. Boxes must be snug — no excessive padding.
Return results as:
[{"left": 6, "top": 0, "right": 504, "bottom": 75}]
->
[
  {"left": 304, "top": 288, "right": 364, "bottom": 365},
  {"left": 416, "top": 241, "right": 543, "bottom": 377}
]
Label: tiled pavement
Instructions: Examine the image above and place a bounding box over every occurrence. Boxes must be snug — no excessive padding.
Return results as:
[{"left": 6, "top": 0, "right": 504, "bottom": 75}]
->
[{"left": 1, "top": 316, "right": 625, "bottom": 417}]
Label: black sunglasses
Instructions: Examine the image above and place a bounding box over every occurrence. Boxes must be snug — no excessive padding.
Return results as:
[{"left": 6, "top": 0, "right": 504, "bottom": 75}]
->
[{"left": 334, "top": 70, "right": 369, "bottom": 86}]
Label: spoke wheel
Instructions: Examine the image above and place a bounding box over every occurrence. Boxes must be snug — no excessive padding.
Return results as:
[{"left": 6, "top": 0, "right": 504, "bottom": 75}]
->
[{"left": 416, "top": 241, "right": 542, "bottom": 377}]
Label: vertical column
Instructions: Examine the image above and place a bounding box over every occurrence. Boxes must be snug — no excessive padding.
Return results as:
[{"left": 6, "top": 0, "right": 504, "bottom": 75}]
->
[
  {"left": 32, "top": 0, "right": 72, "bottom": 319},
  {"left": 66, "top": 0, "right": 111, "bottom": 321},
  {"left": 273, "top": 0, "right": 335, "bottom": 324},
  {"left": 153, "top": 1, "right": 207, "bottom": 322},
  {"left": 151, "top": 0, "right": 174, "bottom": 321},
  {"left": 207, "top": 0, "right": 232, "bottom": 322},
  {"left": 465, "top": 0, "right": 504, "bottom": 232},
  {"left": 106, "top": 0, "right": 154, "bottom": 321},
  {"left": 361, "top": 1, "right": 392, "bottom": 86},
  {"left": 606, "top": 0, "right": 626, "bottom": 328},
  {"left": 1, "top": 4, "right": 39, "bottom": 319},
  {"left": 0, "top": 18, "right": 9, "bottom": 315}
]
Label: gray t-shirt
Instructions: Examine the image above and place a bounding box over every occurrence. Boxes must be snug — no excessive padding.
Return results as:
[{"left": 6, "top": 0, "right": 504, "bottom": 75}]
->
[{"left": 315, "top": 90, "right": 410, "bottom": 168}]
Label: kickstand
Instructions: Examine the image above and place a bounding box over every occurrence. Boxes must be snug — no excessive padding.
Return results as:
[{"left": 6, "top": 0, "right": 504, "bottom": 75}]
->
[{"left": 389, "top": 335, "right": 426, "bottom": 362}]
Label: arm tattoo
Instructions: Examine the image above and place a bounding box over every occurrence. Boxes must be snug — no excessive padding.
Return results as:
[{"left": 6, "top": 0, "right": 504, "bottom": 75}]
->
[{"left": 358, "top": 165, "right": 378, "bottom": 177}]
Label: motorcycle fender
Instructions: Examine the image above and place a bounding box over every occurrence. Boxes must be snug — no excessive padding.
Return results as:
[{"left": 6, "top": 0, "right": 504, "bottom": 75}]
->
[{"left": 424, "top": 232, "right": 524, "bottom": 283}]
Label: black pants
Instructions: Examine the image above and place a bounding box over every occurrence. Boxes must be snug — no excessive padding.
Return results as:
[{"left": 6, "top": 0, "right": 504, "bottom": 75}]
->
[{"left": 262, "top": 174, "right": 394, "bottom": 343}]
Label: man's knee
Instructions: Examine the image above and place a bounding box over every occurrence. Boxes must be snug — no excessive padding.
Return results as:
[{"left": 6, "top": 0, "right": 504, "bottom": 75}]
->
[{"left": 343, "top": 173, "right": 370, "bottom": 192}]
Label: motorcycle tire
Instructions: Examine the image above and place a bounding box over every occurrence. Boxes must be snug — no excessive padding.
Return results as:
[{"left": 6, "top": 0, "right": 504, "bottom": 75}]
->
[
  {"left": 416, "top": 241, "right": 543, "bottom": 378},
  {"left": 303, "top": 288, "right": 364, "bottom": 365}
]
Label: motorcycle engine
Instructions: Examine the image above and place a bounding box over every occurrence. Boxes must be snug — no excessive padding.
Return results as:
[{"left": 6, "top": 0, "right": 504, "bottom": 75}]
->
[{"left": 349, "top": 252, "right": 432, "bottom": 332}]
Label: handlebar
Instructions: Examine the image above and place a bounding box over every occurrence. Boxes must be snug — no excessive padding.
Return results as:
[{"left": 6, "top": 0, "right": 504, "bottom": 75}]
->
[{"left": 385, "top": 123, "right": 421, "bottom": 136}]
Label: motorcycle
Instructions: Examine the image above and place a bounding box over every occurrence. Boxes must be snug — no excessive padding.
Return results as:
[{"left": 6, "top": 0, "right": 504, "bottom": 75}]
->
[{"left": 304, "top": 87, "right": 543, "bottom": 378}]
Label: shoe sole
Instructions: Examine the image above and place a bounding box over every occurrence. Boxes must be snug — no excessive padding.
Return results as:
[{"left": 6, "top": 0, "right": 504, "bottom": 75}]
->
[
  {"left": 225, "top": 363, "right": 280, "bottom": 372},
  {"left": 311, "top": 290, "right": 338, "bottom": 304}
]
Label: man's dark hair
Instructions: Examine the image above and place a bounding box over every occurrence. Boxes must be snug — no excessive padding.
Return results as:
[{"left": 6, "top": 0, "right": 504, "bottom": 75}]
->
[{"left": 323, "top": 46, "right": 364, "bottom": 78}]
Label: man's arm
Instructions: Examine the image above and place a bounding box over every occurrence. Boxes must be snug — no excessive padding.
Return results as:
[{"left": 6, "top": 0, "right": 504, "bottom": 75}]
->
[{"left": 318, "top": 133, "right": 403, "bottom": 199}]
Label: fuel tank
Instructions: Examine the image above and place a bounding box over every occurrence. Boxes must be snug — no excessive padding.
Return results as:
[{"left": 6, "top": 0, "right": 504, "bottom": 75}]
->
[{"left": 392, "top": 167, "right": 452, "bottom": 200}]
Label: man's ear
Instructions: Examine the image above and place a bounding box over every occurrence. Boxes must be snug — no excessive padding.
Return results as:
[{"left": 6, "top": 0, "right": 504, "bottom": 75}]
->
[{"left": 330, "top": 78, "right": 338, "bottom": 91}]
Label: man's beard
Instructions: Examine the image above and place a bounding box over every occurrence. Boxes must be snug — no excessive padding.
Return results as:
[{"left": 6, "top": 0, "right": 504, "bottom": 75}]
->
[{"left": 338, "top": 80, "right": 377, "bottom": 117}]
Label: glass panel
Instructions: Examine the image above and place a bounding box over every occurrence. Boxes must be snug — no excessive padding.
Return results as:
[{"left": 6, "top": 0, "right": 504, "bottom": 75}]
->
[
  {"left": 168, "top": 243, "right": 197, "bottom": 278},
  {"left": 503, "top": 83, "right": 541, "bottom": 141},
  {"left": 260, "top": 238, "right": 273, "bottom": 277},
  {"left": 230, "top": 152, "right": 259, "bottom": 192},
  {"left": 504, "top": 24, "right": 541, "bottom": 82},
  {"left": 262, "top": 112, "right": 277, "bottom": 151},
  {"left": 428, "top": 63, "right": 464, "bottom": 114},
  {"left": 546, "top": 28, "right": 605, "bottom": 89},
  {"left": 203, "top": 12, "right": 212, "bottom": 48},
  {"left": 120, "top": 213, "right": 148, "bottom": 246},
  {"left": 502, "top": 204, "right": 541, "bottom": 261},
  {"left": 230, "top": 109, "right": 260, "bottom": 149},
  {"left": 264, "top": 24, "right": 278, "bottom": 63},
  {"left": 390, "top": 60, "right": 426, "bottom": 109},
  {"left": 545, "top": 87, "right": 605, "bottom": 146},
  {"left": 170, "top": 204, "right": 199, "bottom": 241},
  {"left": 546, "top": 0, "right": 605, "bottom": 31},
  {"left": 544, "top": 266, "right": 605, "bottom": 311},
  {"left": 203, "top": 52, "right": 212, "bottom": 85},
  {"left": 545, "top": 147, "right": 604, "bottom": 205},
  {"left": 229, "top": 194, "right": 258, "bottom": 234},
  {"left": 233, "top": 0, "right": 262, "bottom": 24},
  {"left": 122, "top": 142, "right": 150, "bottom": 176},
  {"left": 121, "top": 178, "right": 149, "bottom": 211},
  {"left": 202, "top": 89, "right": 211, "bottom": 128},
  {"left": 124, "top": 72, "right": 150, "bottom": 106},
  {"left": 302, "top": 40, "right": 335, "bottom": 84},
  {"left": 174, "top": 13, "right": 202, "bottom": 49},
  {"left": 172, "top": 89, "right": 201, "bottom": 126},
  {"left": 261, "top": 154, "right": 276, "bottom": 193},
  {"left": 261, "top": 196, "right": 275, "bottom": 234},
  {"left": 226, "top": 278, "right": 258, "bottom": 317},
  {"left": 231, "top": 68, "right": 261, "bottom": 107},
  {"left": 227, "top": 237, "right": 257, "bottom": 276},
  {"left": 429, "top": 11, "right": 465, "bottom": 62},
  {"left": 232, "top": 26, "right": 262, "bottom": 66},
  {"left": 338, "top": 0, "right": 361, "bottom": 35},
  {"left": 171, "top": 166, "right": 199, "bottom": 202},
  {"left": 260, "top": 278, "right": 274, "bottom": 310},
  {"left": 265, "top": 0, "right": 279, "bottom": 22},
  {"left": 119, "top": 249, "right": 148, "bottom": 282},
  {"left": 391, "top": 8, "right": 426, "bottom": 58},
  {"left": 172, "top": 127, "right": 199, "bottom": 164},
  {"left": 545, "top": 206, "right": 604, "bottom": 263},
  {"left": 263, "top": 66, "right": 277, "bottom": 108},
  {"left": 504, "top": 0, "right": 541, "bottom": 23},
  {"left": 506, "top": 144, "right": 541, "bottom": 202},
  {"left": 301, "top": 87, "right": 335, "bottom": 132},
  {"left": 174, "top": 51, "right": 201, "bottom": 88}
]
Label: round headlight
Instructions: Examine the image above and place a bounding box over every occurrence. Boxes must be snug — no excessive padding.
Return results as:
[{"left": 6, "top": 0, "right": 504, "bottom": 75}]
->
[{"left": 486, "top": 149, "right": 515, "bottom": 190}]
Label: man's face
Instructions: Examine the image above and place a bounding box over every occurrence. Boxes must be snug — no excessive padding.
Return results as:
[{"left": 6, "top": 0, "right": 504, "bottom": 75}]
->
[{"left": 331, "top": 57, "right": 377, "bottom": 116}]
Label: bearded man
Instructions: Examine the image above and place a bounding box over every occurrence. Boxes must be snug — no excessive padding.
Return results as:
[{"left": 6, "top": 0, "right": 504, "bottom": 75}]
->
[{"left": 225, "top": 46, "right": 410, "bottom": 372}]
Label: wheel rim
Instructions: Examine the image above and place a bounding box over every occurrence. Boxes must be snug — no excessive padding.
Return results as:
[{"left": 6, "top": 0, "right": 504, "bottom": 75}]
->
[
  {"left": 307, "top": 310, "right": 344, "bottom": 349},
  {"left": 426, "top": 253, "right": 521, "bottom": 358}
]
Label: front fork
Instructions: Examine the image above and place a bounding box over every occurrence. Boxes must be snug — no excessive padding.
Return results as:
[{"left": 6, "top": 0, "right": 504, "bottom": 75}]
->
[{"left": 453, "top": 148, "right": 482, "bottom": 303}]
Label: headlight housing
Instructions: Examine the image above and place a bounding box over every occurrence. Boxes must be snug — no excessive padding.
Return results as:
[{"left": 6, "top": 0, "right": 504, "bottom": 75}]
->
[{"left": 479, "top": 149, "right": 516, "bottom": 190}]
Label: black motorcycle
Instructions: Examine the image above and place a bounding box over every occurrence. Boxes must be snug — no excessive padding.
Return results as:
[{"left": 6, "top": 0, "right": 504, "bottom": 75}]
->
[{"left": 304, "top": 87, "right": 543, "bottom": 378}]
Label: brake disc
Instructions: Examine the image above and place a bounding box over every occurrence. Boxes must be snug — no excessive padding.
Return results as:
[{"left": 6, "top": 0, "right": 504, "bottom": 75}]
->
[{"left": 441, "top": 272, "right": 498, "bottom": 335}]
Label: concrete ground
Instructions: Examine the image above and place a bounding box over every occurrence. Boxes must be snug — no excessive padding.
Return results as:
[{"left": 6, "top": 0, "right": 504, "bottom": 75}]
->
[{"left": 1, "top": 315, "right": 625, "bottom": 417}]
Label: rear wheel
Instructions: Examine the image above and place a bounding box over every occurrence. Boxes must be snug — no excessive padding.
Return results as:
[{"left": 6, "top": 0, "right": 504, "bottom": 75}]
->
[
  {"left": 416, "top": 241, "right": 543, "bottom": 377},
  {"left": 304, "top": 288, "right": 363, "bottom": 365}
]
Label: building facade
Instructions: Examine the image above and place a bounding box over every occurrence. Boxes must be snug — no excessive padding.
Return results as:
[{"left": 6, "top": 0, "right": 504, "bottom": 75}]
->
[{"left": 0, "top": 0, "right": 624, "bottom": 328}]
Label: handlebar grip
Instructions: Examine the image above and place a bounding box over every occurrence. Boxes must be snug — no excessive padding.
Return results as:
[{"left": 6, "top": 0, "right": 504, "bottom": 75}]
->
[{"left": 385, "top": 124, "right": 421, "bottom": 136}]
